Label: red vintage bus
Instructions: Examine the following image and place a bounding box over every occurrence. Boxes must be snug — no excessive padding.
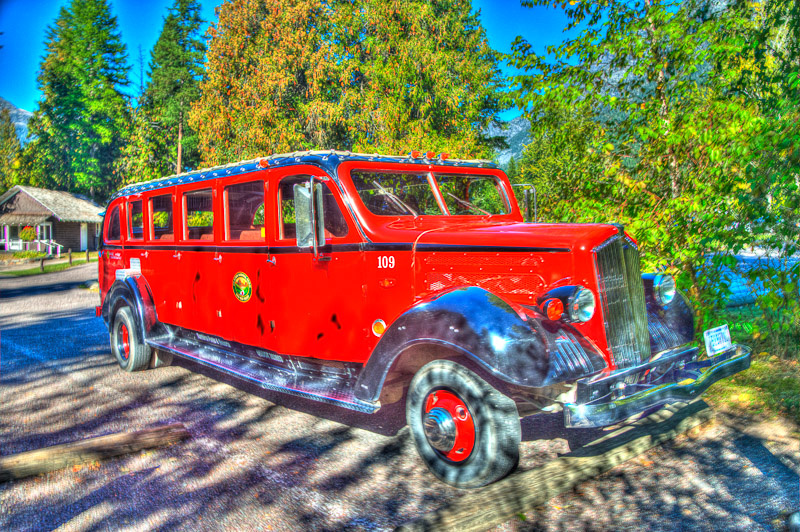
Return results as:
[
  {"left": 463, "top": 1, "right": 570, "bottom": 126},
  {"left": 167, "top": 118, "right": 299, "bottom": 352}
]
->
[{"left": 98, "top": 150, "right": 750, "bottom": 487}]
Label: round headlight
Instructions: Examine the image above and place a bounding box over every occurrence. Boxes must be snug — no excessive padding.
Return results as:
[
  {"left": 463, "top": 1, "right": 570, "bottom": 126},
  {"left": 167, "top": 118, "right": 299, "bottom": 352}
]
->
[
  {"left": 654, "top": 274, "right": 676, "bottom": 306},
  {"left": 568, "top": 286, "right": 596, "bottom": 322}
]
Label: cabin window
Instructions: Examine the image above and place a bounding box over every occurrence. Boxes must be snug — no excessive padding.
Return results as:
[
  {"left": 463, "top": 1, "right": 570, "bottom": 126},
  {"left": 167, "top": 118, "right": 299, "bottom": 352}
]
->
[
  {"left": 150, "top": 194, "right": 174, "bottom": 241},
  {"left": 184, "top": 189, "right": 214, "bottom": 241},
  {"left": 435, "top": 174, "right": 510, "bottom": 215},
  {"left": 279, "top": 176, "right": 348, "bottom": 240},
  {"left": 128, "top": 200, "right": 144, "bottom": 240},
  {"left": 225, "top": 181, "right": 264, "bottom": 241},
  {"left": 105, "top": 205, "right": 121, "bottom": 242},
  {"left": 351, "top": 171, "right": 443, "bottom": 216}
]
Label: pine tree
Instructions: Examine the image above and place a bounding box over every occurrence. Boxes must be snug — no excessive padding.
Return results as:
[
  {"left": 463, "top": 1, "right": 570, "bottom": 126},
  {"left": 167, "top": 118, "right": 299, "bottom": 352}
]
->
[
  {"left": 506, "top": 157, "right": 518, "bottom": 180},
  {"left": 116, "top": 99, "right": 172, "bottom": 185},
  {"left": 0, "top": 108, "right": 21, "bottom": 194},
  {"left": 191, "top": 0, "right": 506, "bottom": 165},
  {"left": 144, "top": 0, "right": 205, "bottom": 175},
  {"left": 25, "top": 0, "right": 129, "bottom": 200}
]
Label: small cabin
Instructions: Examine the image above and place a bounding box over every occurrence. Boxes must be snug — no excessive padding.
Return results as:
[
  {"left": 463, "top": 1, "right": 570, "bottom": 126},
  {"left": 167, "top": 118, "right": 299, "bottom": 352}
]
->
[{"left": 0, "top": 185, "right": 103, "bottom": 254}]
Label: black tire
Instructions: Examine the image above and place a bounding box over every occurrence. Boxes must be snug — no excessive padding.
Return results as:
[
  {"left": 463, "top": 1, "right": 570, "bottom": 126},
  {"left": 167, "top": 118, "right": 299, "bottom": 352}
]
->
[
  {"left": 111, "top": 306, "right": 151, "bottom": 372},
  {"left": 406, "top": 359, "right": 521, "bottom": 488}
]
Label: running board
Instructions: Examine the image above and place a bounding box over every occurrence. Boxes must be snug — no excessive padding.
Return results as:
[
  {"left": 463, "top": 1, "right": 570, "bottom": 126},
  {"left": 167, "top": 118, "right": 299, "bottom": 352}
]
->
[{"left": 147, "top": 336, "right": 379, "bottom": 414}]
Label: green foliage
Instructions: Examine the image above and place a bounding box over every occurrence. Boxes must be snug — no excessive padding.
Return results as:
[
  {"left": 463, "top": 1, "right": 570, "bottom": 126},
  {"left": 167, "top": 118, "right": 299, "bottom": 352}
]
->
[
  {"left": 117, "top": 1, "right": 205, "bottom": 186},
  {"left": 191, "top": 0, "right": 507, "bottom": 165},
  {"left": 12, "top": 250, "right": 46, "bottom": 259},
  {"left": 19, "top": 226, "right": 36, "bottom": 242},
  {"left": 4, "top": 258, "right": 97, "bottom": 277},
  {"left": 509, "top": 0, "right": 790, "bottom": 332},
  {"left": 24, "top": 0, "right": 130, "bottom": 201},
  {"left": 116, "top": 101, "right": 172, "bottom": 185},
  {"left": 0, "top": 107, "right": 21, "bottom": 194},
  {"left": 152, "top": 210, "right": 170, "bottom": 227},
  {"left": 141, "top": 0, "right": 205, "bottom": 175},
  {"left": 186, "top": 210, "right": 213, "bottom": 227}
]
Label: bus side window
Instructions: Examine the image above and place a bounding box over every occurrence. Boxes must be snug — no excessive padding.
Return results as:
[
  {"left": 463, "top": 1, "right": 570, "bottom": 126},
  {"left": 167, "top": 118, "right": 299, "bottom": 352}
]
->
[
  {"left": 150, "top": 194, "right": 174, "bottom": 241},
  {"left": 278, "top": 176, "right": 349, "bottom": 240},
  {"left": 105, "top": 205, "right": 121, "bottom": 243},
  {"left": 184, "top": 189, "right": 214, "bottom": 241},
  {"left": 128, "top": 200, "right": 144, "bottom": 240},
  {"left": 321, "top": 184, "right": 349, "bottom": 238},
  {"left": 226, "top": 180, "right": 264, "bottom": 241},
  {"left": 278, "top": 175, "right": 308, "bottom": 240}
]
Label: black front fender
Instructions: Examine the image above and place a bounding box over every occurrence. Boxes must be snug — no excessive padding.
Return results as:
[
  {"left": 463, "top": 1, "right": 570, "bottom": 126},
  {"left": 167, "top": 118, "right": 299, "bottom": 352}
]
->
[{"left": 354, "top": 286, "right": 607, "bottom": 403}]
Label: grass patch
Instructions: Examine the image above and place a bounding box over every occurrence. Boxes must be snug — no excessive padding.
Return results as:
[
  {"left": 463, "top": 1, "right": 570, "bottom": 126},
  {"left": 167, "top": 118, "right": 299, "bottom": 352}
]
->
[
  {"left": 12, "top": 250, "right": 47, "bottom": 259},
  {"left": 704, "top": 353, "right": 800, "bottom": 424},
  {"left": 704, "top": 304, "right": 800, "bottom": 424},
  {"left": 3, "top": 259, "right": 97, "bottom": 277}
]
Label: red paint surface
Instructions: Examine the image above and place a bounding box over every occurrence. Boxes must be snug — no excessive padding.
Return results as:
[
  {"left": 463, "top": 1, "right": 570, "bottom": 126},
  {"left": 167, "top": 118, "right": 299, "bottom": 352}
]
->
[
  {"left": 99, "top": 161, "right": 624, "bottom": 370},
  {"left": 121, "top": 323, "right": 130, "bottom": 360}
]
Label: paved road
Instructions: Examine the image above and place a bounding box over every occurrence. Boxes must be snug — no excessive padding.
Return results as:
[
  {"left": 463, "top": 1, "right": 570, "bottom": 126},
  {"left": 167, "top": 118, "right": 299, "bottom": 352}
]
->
[{"left": 0, "top": 265, "right": 797, "bottom": 531}]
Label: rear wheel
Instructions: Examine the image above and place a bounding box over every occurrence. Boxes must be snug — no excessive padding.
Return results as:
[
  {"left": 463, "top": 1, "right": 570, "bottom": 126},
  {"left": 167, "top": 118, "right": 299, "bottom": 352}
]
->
[
  {"left": 111, "top": 306, "right": 150, "bottom": 372},
  {"left": 406, "top": 359, "right": 520, "bottom": 488}
]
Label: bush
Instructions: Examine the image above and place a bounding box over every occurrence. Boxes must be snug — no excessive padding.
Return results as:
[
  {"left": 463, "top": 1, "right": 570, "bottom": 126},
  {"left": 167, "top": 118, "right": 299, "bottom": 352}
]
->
[
  {"left": 19, "top": 226, "right": 36, "bottom": 241},
  {"left": 12, "top": 250, "right": 46, "bottom": 259}
]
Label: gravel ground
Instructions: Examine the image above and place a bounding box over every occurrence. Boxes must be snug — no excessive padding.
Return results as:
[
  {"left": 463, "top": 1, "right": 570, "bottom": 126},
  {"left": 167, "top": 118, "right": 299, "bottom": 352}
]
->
[{"left": 0, "top": 264, "right": 797, "bottom": 531}]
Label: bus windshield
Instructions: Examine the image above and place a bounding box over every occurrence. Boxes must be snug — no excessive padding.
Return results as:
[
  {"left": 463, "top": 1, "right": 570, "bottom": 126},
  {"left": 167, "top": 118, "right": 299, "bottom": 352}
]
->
[{"left": 351, "top": 170, "right": 509, "bottom": 217}]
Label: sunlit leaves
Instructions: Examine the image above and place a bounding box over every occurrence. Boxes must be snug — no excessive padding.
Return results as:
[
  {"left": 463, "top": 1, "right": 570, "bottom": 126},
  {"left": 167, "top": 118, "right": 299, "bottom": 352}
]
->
[
  {"left": 509, "top": 0, "right": 798, "bottom": 332},
  {"left": 190, "top": 0, "right": 506, "bottom": 165}
]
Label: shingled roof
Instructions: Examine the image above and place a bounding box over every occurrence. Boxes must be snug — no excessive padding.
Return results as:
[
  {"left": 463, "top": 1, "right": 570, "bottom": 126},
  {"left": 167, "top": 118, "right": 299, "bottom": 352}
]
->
[{"left": 0, "top": 185, "right": 103, "bottom": 224}]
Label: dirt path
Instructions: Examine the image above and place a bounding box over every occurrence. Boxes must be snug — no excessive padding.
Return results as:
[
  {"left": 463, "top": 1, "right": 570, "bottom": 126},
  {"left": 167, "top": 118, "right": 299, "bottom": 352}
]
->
[{"left": 0, "top": 264, "right": 797, "bottom": 531}]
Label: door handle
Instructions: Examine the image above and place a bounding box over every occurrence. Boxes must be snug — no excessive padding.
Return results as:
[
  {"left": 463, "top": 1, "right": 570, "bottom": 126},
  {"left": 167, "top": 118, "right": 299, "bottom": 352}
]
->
[
  {"left": 266, "top": 256, "right": 276, "bottom": 266},
  {"left": 173, "top": 252, "right": 181, "bottom": 259},
  {"left": 213, "top": 256, "right": 222, "bottom": 262}
]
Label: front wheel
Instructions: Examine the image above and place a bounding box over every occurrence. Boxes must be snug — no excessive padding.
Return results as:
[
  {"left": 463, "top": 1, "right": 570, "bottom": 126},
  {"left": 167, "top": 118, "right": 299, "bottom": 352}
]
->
[
  {"left": 111, "top": 306, "right": 151, "bottom": 372},
  {"left": 406, "top": 360, "right": 521, "bottom": 488}
]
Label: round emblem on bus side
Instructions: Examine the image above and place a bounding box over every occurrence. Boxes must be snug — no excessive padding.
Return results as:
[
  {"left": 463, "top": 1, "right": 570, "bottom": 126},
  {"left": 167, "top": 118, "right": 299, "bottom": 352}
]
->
[{"left": 232, "top": 272, "right": 252, "bottom": 303}]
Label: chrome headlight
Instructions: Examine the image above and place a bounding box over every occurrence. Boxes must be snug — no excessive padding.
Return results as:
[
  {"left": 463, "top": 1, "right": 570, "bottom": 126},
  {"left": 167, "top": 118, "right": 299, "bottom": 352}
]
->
[
  {"left": 654, "top": 274, "right": 676, "bottom": 306},
  {"left": 568, "top": 286, "right": 596, "bottom": 322}
]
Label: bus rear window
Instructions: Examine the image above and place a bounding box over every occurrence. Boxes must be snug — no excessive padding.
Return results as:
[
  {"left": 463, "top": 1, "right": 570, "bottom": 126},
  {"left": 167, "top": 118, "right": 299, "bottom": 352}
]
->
[
  {"left": 128, "top": 200, "right": 143, "bottom": 240},
  {"left": 105, "top": 206, "right": 121, "bottom": 242}
]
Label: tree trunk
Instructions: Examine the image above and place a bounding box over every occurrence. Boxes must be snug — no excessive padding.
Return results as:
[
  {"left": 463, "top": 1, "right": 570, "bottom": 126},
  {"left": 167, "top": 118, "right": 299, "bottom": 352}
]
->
[
  {"left": 0, "top": 423, "right": 190, "bottom": 482},
  {"left": 177, "top": 114, "right": 183, "bottom": 175},
  {"left": 645, "top": 0, "right": 681, "bottom": 199}
]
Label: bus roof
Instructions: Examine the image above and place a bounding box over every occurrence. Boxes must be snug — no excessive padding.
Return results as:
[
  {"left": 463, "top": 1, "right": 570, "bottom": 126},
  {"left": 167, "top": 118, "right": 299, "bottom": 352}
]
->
[{"left": 109, "top": 150, "right": 498, "bottom": 203}]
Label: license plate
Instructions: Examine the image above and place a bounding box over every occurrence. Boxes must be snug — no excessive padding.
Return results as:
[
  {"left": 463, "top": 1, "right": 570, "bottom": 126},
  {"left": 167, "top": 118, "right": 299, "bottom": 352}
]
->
[{"left": 704, "top": 324, "right": 732, "bottom": 355}]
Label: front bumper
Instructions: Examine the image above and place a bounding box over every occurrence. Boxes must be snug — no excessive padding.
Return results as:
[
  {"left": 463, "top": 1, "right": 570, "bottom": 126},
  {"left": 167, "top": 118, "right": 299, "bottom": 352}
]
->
[{"left": 564, "top": 344, "right": 751, "bottom": 428}]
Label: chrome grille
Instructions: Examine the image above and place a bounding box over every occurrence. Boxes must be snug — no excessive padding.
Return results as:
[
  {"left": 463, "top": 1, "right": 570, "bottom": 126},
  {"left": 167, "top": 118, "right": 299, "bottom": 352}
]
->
[{"left": 594, "top": 235, "right": 650, "bottom": 368}]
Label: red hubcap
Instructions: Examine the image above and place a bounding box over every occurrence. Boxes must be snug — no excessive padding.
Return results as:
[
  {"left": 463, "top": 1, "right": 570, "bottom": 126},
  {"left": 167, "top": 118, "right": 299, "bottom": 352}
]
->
[
  {"left": 120, "top": 324, "right": 130, "bottom": 360},
  {"left": 424, "top": 390, "right": 475, "bottom": 462}
]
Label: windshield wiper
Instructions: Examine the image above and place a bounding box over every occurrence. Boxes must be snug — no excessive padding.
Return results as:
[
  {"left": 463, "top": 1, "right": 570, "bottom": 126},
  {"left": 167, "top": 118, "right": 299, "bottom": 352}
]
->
[
  {"left": 445, "top": 192, "right": 491, "bottom": 216},
  {"left": 373, "top": 181, "right": 419, "bottom": 216}
]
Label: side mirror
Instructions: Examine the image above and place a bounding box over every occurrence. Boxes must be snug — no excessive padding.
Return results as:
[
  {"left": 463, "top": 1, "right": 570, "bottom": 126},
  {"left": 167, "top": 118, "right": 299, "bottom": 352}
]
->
[{"left": 293, "top": 179, "right": 325, "bottom": 257}]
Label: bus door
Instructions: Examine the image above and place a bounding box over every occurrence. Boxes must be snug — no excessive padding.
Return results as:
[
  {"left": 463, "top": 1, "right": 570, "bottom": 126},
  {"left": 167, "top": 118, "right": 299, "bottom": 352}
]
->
[
  {"left": 265, "top": 167, "right": 365, "bottom": 362},
  {"left": 215, "top": 174, "right": 271, "bottom": 347}
]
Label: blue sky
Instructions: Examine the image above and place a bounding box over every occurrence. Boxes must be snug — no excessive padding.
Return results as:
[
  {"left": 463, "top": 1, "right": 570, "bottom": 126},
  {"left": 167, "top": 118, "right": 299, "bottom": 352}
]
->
[{"left": 0, "top": 0, "right": 570, "bottom": 120}]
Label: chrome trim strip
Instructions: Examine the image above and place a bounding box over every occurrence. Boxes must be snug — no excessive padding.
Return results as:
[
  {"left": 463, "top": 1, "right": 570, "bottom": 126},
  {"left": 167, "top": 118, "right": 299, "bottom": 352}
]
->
[
  {"left": 564, "top": 344, "right": 751, "bottom": 428},
  {"left": 148, "top": 339, "right": 379, "bottom": 414}
]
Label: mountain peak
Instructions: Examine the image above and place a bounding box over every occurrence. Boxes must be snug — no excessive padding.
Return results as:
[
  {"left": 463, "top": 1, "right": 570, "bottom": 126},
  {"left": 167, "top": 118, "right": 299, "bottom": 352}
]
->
[
  {"left": 487, "top": 115, "right": 531, "bottom": 168},
  {"left": 0, "top": 97, "right": 32, "bottom": 144}
]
